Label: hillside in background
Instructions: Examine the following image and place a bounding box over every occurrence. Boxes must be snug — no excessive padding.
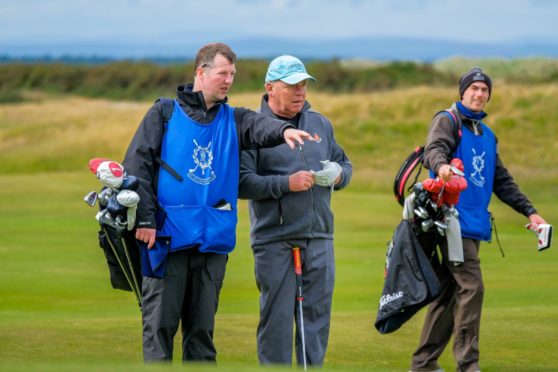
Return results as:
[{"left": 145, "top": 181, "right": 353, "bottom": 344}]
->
[
  {"left": 2, "top": 58, "right": 558, "bottom": 103},
  {"left": 1, "top": 84, "right": 556, "bottom": 196}
]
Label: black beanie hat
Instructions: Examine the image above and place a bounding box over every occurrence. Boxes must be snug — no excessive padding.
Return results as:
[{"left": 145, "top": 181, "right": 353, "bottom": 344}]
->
[{"left": 459, "top": 67, "right": 492, "bottom": 100}]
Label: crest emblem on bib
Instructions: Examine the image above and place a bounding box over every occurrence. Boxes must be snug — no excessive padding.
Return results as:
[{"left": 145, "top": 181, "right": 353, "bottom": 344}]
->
[
  {"left": 469, "top": 148, "right": 486, "bottom": 187},
  {"left": 188, "top": 139, "right": 216, "bottom": 185}
]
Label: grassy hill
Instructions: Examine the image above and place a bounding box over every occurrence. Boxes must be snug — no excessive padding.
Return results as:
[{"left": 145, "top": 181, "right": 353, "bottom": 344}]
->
[{"left": 1, "top": 84, "right": 557, "bottom": 195}]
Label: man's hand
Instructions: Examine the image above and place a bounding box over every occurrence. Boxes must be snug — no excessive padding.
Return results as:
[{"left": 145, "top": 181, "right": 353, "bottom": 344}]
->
[
  {"left": 289, "top": 171, "right": 315, "bottom": 192},
  {"left": 437, "top": 164, "right": 452, "bottom": 182},
  {"left": 136, "top": 227, "right": 156, "bottom": 249},
  {"left": 283, "top": 128, "right": 316, "bottom": 149},
  {"left": 311, "top": 160, "right": 342, "bottom": 187},
  {"left": 528, "top": 213, "right": 547, "bottom": 230}
]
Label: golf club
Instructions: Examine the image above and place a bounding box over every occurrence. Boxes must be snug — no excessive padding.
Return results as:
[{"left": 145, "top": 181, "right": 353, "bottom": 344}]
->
[
  {"left": 292, "top": 247, "right": 307, "bottom": 371},
  {"left": 84, "top": 191, "right": 98, "bottom": 207},
  {"left": 101, "top": 226, "right": 141, "bottom": 306}
]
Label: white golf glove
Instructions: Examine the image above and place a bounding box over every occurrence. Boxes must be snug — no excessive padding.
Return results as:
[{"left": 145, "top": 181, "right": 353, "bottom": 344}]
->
[{"left": 311, "top": 160, "right": 342, "bottom": 187}]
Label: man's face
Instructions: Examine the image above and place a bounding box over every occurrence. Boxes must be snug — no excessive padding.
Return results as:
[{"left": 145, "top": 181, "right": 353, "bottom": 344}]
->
[
  {"left": 195, "top": 53, "right": 236, "bottom": 108},
  {"left": 266, "top": 80, "right": 307, "bottom": 118},
  {"left": 461, "top": 81, "right": 490, "bottom": 112}
]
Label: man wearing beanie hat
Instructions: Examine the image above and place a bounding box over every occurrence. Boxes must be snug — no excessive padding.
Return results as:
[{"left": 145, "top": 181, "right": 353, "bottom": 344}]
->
[
  {"left": 459, "top": 67, "right": 492, "bottom": 101},
  {"left": 409, "top": 67, "right": 547, "bottom": 372},
  {"left": 239, "top": 55, "right": 352, "bottom": 367}
]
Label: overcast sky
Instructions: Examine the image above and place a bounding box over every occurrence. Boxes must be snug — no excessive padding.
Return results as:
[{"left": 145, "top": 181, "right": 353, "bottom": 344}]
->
[{"left": 2, "top": 0, "right": 557, "bottom": 54}]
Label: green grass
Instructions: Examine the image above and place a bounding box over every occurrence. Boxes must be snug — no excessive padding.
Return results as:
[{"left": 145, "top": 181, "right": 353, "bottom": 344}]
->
[{"left": 1, "top": 172, "right": 557, "bottom": 371}]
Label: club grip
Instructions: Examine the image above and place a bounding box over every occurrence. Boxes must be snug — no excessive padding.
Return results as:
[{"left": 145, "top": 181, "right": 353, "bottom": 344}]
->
[{"left": 292, "top": 247, "right": 302, "bottom": 275}]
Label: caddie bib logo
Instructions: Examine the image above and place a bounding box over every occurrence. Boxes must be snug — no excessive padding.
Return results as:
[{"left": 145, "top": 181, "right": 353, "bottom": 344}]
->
[
  {"left": 188, "top": 139, "right": 216, "bottom": 185},
  {"left": 469, "top": 147, "right": 486, "bottom": 187}
]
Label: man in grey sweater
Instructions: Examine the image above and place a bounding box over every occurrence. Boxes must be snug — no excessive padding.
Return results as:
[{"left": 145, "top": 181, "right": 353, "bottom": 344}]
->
[{"left": 239, "top": 55, "right": 352, "bottom": 367}]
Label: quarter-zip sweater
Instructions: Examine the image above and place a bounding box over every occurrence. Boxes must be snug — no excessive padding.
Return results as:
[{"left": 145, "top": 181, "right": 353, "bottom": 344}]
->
[{"left": 239, "top": 95, "right": 352, "bottom": 246}]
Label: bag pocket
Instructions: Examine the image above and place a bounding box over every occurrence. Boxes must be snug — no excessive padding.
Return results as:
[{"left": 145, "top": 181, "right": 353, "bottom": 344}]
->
[
  {"left": 159, "top": 205, "right": 205, "bottom": 250},
  {"left": 203, "top": 206, "right": 237, "bottom": 253}
]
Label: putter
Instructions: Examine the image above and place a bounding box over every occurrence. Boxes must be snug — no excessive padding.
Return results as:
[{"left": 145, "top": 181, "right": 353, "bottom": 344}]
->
[{"left": 292, "top": 247, "right": 307, "bottom": 371}]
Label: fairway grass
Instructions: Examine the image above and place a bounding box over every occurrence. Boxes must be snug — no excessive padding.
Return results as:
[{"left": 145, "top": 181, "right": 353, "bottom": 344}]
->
[{"left": 1, "top": 172, "right": 557, "bottom": 371}]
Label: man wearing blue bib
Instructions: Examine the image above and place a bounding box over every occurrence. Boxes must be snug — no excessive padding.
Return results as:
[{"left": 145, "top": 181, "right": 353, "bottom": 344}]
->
[
  {"left": 409, "top": 68, "right": 547, "bottom": 372},
  {"left": 122, "top": 43, "right": 314, "bottom": 363}
]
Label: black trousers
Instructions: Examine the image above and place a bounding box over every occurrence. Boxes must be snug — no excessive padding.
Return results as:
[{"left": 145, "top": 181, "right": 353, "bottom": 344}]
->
[{"left": 141, "top": 248, "right": 227, "bottom": 362}]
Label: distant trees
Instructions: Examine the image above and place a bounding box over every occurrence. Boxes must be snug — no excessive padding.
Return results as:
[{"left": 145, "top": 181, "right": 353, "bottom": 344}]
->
[{"left": 1, "top": 58, "right": 557, "bottom": 103}]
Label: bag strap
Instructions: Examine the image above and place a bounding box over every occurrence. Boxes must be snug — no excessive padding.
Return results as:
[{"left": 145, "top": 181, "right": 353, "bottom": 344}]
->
[
  {"left": 159, "top": 97, "right": 174, "bottom": 125},
  {"left": 393, "top": 109, "right": 463, "bottom": 206},
  {"left": 154, "top": 98, "right": 184, "bottom": 182},
  {"left": 394, "top": 146, "right": 424, "bottom": 206},
  {"left": 434, "top": 109, "right": 462, "bottom": 147}
]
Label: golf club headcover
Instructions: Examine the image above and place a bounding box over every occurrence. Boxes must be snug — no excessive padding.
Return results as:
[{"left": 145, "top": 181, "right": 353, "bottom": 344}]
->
[
  {"left": 526, "top": 223, "right": 553, "bottom": 251},
  {"left": 126, "top": 205, "right": 138, "bottom": 231},
  {"left": 116, "top": 190, "right": 140, "bottom": 207},
  {"left": 450, "top": 158, "right": 465, "bottom": 175},
  {"left": 120, "top": 175, "right": 139, "bottom": 190},
  {"left": 88, "top": 157, "right": 109, "bottom": 174},
  {"left": 422, "top": 178, "right": 444, "bottom": 206},
  {"left": 107, "top": 195, "right": 126, "bottom": 216},
  {"left": 441, "top": 175, "right": 467, "bottom": 206},
  {"left": 311, "top": 160, "right": 342, "bottom": 187},
  {"left": 89, "top": 158, "right": 125, "bottom": 189}
]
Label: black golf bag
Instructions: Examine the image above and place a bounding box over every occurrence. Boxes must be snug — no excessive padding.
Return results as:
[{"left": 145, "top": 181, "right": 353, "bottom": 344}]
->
[
  {"left": 98, "top": 224, "right": 142, "bottom": 305},
  {"left": 374, "top": 219, "right": 441, "bottom": 334}
]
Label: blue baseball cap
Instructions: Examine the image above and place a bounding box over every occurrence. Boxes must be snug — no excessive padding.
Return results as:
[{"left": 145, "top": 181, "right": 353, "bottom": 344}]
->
[{"left": 265, "top": 55, "right": 316, "bottom": 84}]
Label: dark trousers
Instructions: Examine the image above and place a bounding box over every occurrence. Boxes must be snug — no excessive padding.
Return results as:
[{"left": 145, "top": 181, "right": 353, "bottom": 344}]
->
[
  {"left": 411, "top": 238, "right": 483, "bottom": 372},
  {"left": 141, "top": 248, "right": 227, "bottom": 362},
  {"left": 253, "top": 239, "right": 335, "bottom": 366}
]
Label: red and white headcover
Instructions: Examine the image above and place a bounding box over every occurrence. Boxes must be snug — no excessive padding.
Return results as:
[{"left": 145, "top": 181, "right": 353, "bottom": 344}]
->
[{"left": 89, "top": 158, "right": 124, "bottom": 188}]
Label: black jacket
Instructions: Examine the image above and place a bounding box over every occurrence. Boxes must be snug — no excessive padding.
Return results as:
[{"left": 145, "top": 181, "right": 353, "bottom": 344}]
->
[{"left": 122, "top": 84, "right": 294, "bottom": 229}]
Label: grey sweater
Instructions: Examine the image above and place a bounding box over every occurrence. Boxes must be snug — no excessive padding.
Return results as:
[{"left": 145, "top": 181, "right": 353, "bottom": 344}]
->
[{"left": 239, "top": 95, "right": 352, "bottom": 246}]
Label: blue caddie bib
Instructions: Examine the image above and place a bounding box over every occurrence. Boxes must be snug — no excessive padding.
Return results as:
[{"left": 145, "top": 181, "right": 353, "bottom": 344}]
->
[
  {"left": 454, "top": 123, "right": 496, "bottom": 241},
  {"left": 142, "top": 101, "right": 239, "bottom": 276}
]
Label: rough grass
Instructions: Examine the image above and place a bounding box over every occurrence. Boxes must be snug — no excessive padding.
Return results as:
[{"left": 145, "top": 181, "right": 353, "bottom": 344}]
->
[{"left": 1, "top": 84, "right": 558, "bottom": 195}]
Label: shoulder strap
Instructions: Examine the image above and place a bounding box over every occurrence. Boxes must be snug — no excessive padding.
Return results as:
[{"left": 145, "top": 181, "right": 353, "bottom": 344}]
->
[
  {"left": 434, "top": 109, "right": 462, "bottom": 145},
  {"left": 393, "top": 109, "right": 462, "bottom": 207},
  {"left": 154, "top": 98, "right": 183, "bottom": 182},
  {"left": 158, "top": 97, "right": 174, "bottom": 125},
  {"left": 393, "top": 146, "right": 425, "bottom": 206}
]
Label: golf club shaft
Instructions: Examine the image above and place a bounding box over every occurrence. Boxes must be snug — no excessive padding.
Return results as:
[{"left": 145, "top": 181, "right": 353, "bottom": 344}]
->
[
  {"left": 292, "top": 247, "right": 307, "bottom": 371},
  {"left": 102, "top": 226, "right": 141, "bottom": 307},
  {"left": 121, "top": 237, "right": 142, "bottom": 306}
]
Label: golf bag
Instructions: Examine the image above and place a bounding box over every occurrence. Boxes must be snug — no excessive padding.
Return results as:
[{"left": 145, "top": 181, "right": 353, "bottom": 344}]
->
[
  {"left": 393, "top": 109, "right": 461, "bottom": 206},
  {"left": 374, "top": 220, "right": 441, "bottom": 334},
  {"left": 98, "top": 224, "right": 142, "bottom": 293}
]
